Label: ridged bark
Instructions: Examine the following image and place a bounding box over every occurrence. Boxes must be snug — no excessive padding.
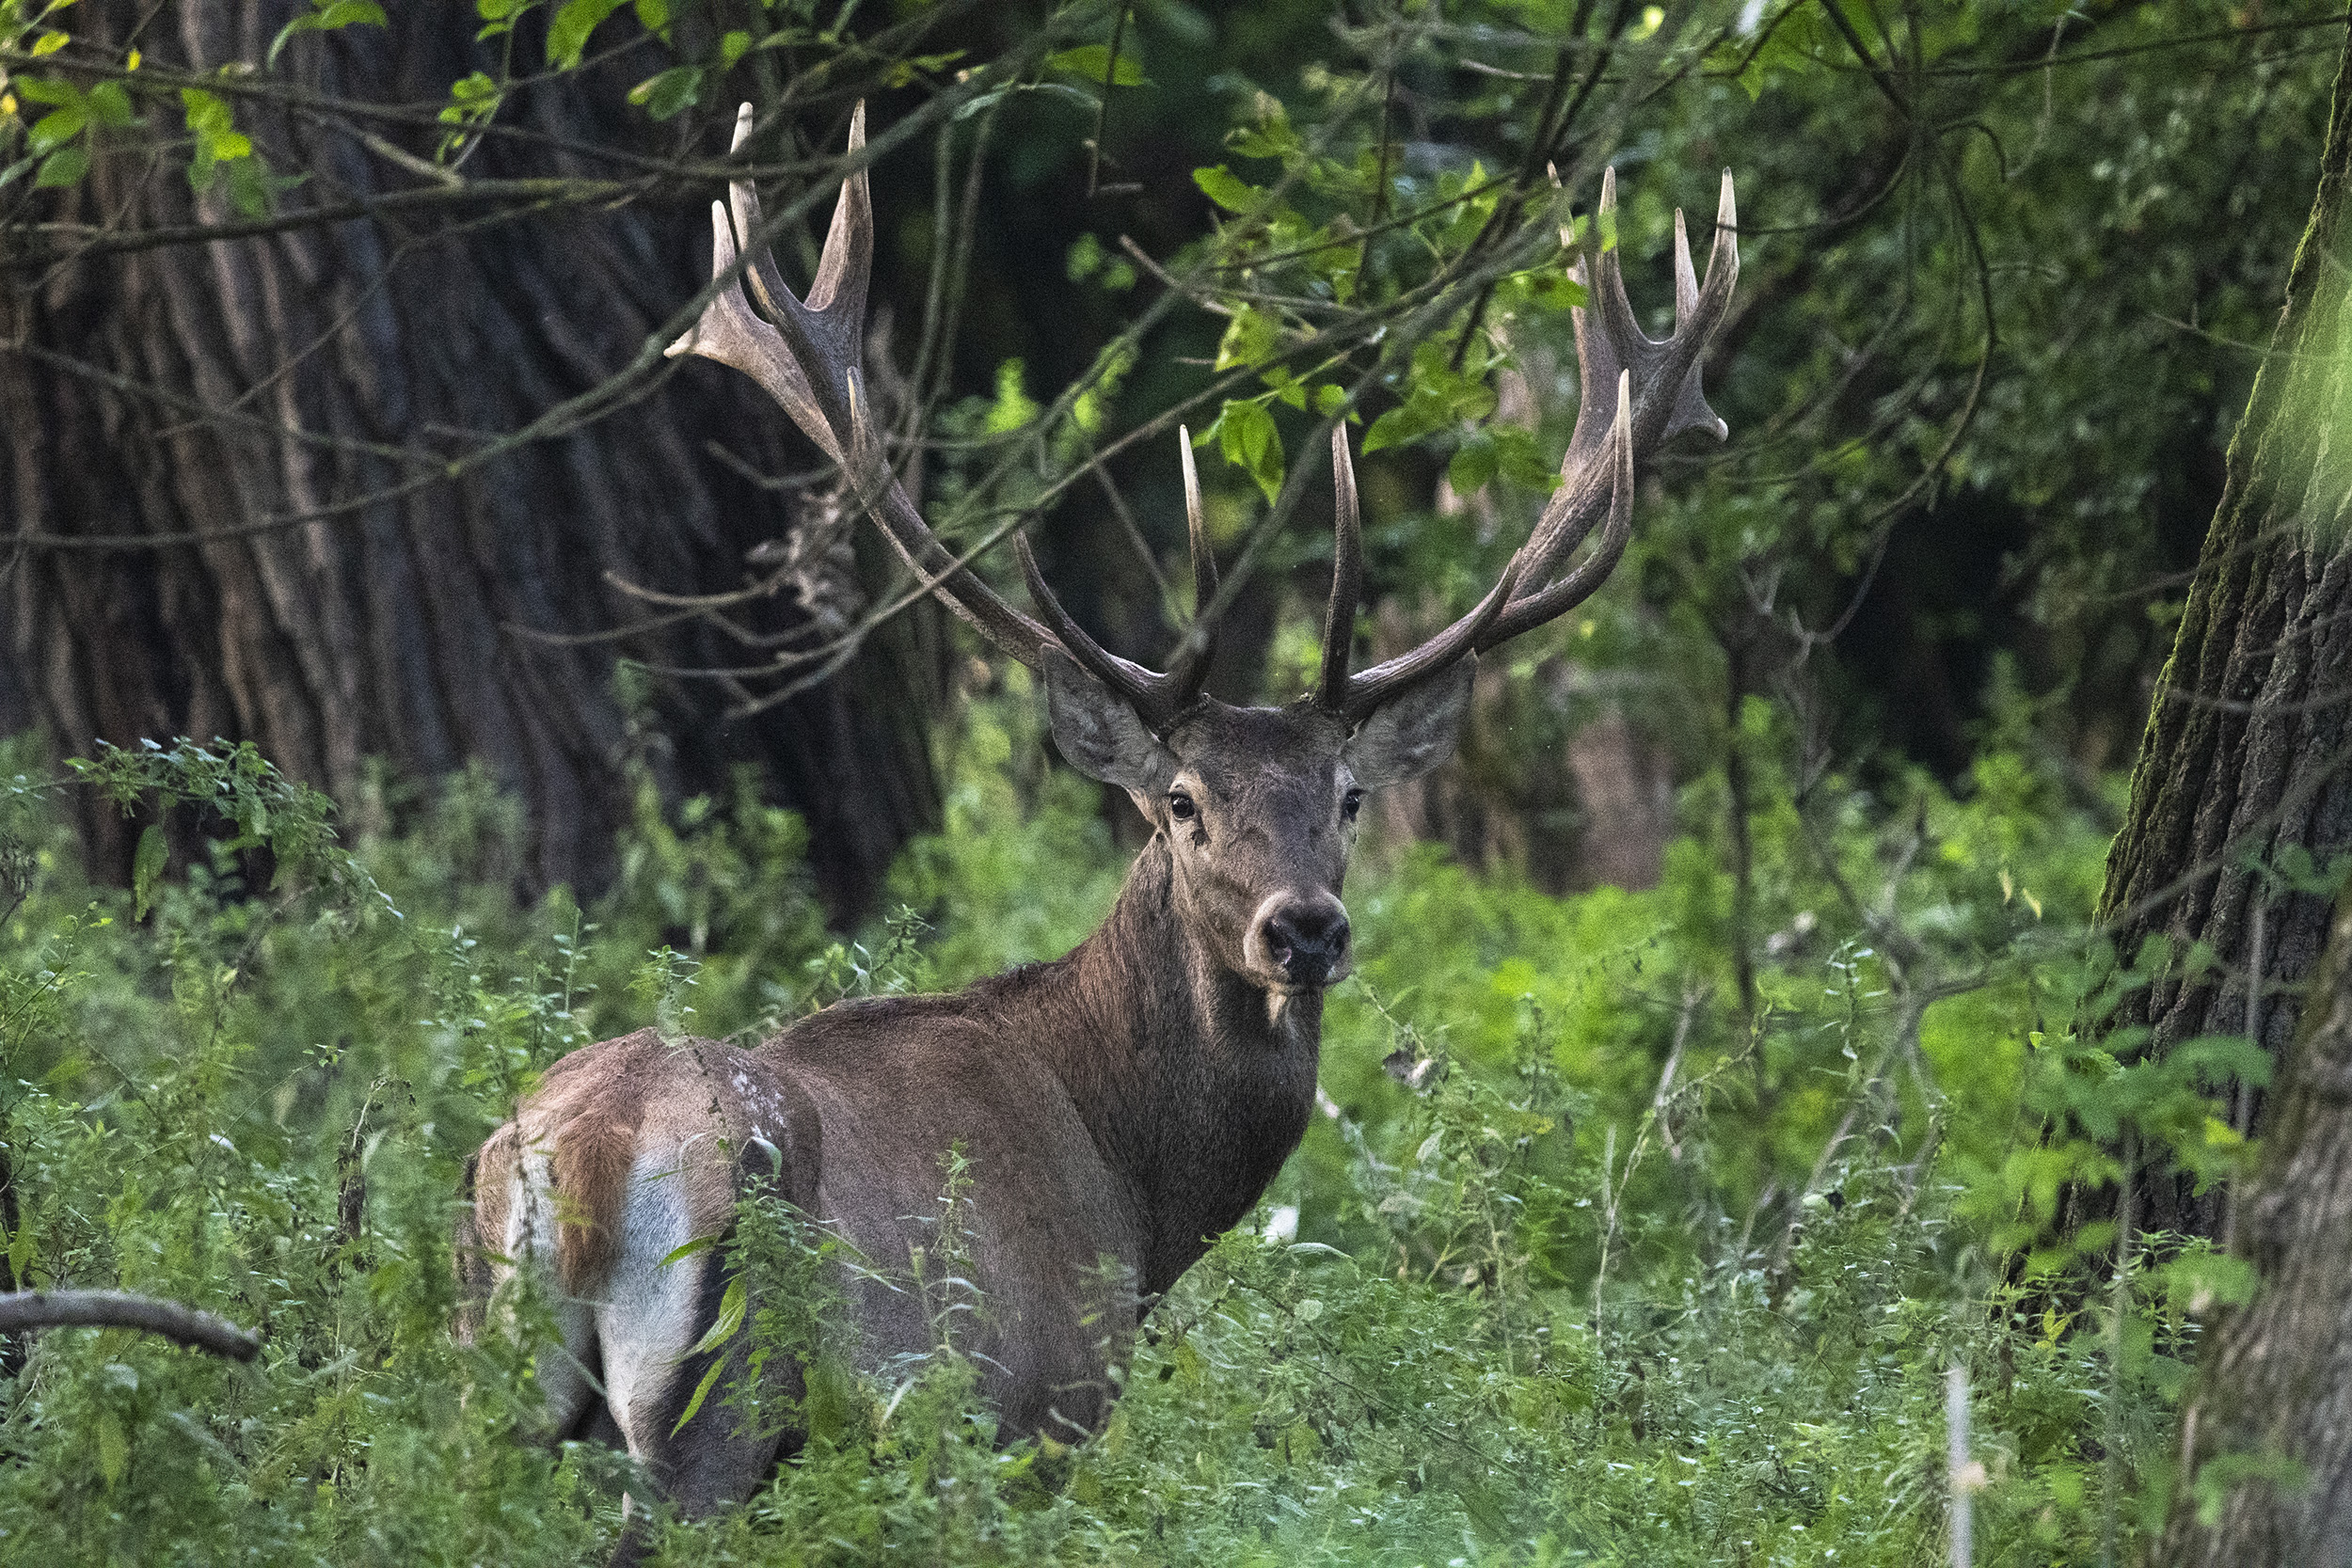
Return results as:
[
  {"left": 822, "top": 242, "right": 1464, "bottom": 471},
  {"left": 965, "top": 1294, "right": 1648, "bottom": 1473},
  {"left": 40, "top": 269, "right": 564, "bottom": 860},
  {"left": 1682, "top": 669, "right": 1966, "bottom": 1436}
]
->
[
  {"left": 2159, "top": 887, "right": 2352, "bottom": 1563},
  {"left": 0, "top": 3, "right": 939, "bottom": 916},
  {"left": 2096, "top": 20, "right": 2352, "bottom": 1239}
]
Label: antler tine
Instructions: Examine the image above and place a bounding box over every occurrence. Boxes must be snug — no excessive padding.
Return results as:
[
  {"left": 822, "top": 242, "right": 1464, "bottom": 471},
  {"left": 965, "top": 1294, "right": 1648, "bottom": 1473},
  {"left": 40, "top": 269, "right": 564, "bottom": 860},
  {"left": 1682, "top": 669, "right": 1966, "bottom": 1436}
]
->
[
  {"left": 1012, "top": 430, "right": 1240, "bottom": 728},
  {"left": 1327, "top": 166, "right": 1740, "bottom": 719},
  {"left": 1336, "top": 374, "right": 1629, "bottom": 719},
  {"left": 1180, "top": 429, "right": 1217, "bottom": 616},
  {"left": 667, "top": 183, "right": 839, "bottom": 461},
  {"left": 1673, "top": 205, "right": 1700, "bottom": 333},
  {"left": 671, "top": 102, "right": 1061, "bottom": 671},
  {"left": 1559, "top": 166, "right": 1740, "bottom": 479},
  {"left": 1330, "top": 535, "right": 1529, "bottom": 721},
  {"left": 725, "top": 101, "right": 871, "bottom": 384},
  {"left": 1474, "top": 170, "right": 1732, "bottom": 648},
  {"left": 1319, "top": 424, "right": 1363, "bottom": 708},
  {"left": 1660, "top": 169, "right": 1738, "bottom": 444},
  {"left": 1471, "top": 370, "right": 1637, "bottom": 648},
  {"left": 1015, "top": 533, "right": 1188, "bottom": 730},
  {"left": 723, "top": 104, "right": 797, "bottom": 341},
  {"left": 805, "top": 102, "right": 873, "bottom": 319},
  {"left": 1149, "top": 427, "right": 1219, "bottom": 713}
]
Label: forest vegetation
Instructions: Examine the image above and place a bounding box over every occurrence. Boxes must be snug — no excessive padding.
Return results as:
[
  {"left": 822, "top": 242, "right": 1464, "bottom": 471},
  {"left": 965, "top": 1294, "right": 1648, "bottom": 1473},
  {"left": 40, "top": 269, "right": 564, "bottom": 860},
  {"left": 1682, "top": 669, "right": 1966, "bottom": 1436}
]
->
[{"left": 2, "top": 0, "right": 2351, "bottom": 1563}]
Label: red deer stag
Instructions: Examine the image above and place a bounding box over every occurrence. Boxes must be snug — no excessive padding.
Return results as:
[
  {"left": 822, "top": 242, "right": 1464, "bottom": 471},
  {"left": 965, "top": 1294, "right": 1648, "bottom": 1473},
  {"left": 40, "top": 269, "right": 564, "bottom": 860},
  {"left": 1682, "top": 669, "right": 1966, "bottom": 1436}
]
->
[{"left": 458, "top": 102, "right": 1739, "bottom": 1557}]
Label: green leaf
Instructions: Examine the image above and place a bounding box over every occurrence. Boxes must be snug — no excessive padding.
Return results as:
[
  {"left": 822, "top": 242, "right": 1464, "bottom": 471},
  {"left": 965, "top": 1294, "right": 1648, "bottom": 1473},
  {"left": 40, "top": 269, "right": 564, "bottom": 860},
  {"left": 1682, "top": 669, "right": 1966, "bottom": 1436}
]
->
[
  {"left": 1448, "top": 435, "right": 1498, "bottom": 498},
  {"left": 133, "top": 824, "right": 169, "bottom": 918},
  {"left": 1726, "top": 8, "right": 1825, "bottom": 101},
  {"left": 885, "top": 48, "right": 967, "bottom": 88},
  {"left": 1506, "top": 265, "right": 1588, "bottom": 314},
  {"left": 6, "top": 1213, "right": 33, "bottom": 1283},
  {"left": 182, "top": 87, "right": 255, "bottom": 191},
  {"left": 688, "top": 1274, "right": 747, "bottom": 1357},
  {"left": 31, "top": 31, "right": 70, "bottom": 57},
  {"left": 439, "top": 71, "right": 502, "bottom": 123},
  {"left": 1046, "top": 44, "right": 1147, "bottom": 87},
  {"left": 27, "top": 106, "right": 86, "bottom": 156},
  {"left": 670, "top": 1355, "right": 729, "bottom": 1436},
  {"left": 1364, "top": 402, "right": 1430, "bottom": 455},
  {"left": 1230, "top": 119, "right": 1299, "bottom": 161},
  {"left": 628, "top": 65, "right": 702, "bottom": 120},
  {"left": 1260, "top": 364, "right": 1308, "bottom": 410},
  {"left": 633, "top": 0, "right": 672, "bottom": 28},
  {"left": 34, "top": 145, "right": 88, "bottom": 188},
  {"left": 269, "top": 0, "right": 388, "bottom": 70},
  {"left": 657, "top": 1234, "right": 718, "bottom": 1269},
  {"left": 548, "top": 0, "right": 629, "bottom": 70},
  {"left": 223, "top": 153, "right": 284, "bottom": 219},
  {"left": 96, "top": 1411, "right": 128, "bottom": 1488},
  {"left": 1492, "top": 426, "right": 1561, "bottom": 491},
  {"left": 1216, "top": 399, "right": 1284, "bottom": 503},
  {"left": 1214, "top": 306, "right": 1279, "bottom": 372},
  {"left": 182, "top": 88, "right": 235, "bottom": 138},
  {"left": 85, "top": 81, "right": 135, "bottom": 128},
  {"left": 953, "top": 87, "right": 1009, "bottom": 121},
  {"left": 984, "top": 358, "right": 1038, "bottom": 435},
  {"left": 1193, "top": 164, "right": 1260, "bottom": 214},
  {"left": 317, "top": 4, "right": 389, "bottom": 33},
  {"left": 14, "top": 78, "right": 86, "bottom": 108}
]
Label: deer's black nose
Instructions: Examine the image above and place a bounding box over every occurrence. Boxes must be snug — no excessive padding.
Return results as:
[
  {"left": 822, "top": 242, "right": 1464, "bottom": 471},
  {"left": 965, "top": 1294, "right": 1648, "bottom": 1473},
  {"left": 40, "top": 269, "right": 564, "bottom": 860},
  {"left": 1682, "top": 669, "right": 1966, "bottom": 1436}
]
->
[{"left": 1262, "top": 896, "right": 1351, "bottom": 987}]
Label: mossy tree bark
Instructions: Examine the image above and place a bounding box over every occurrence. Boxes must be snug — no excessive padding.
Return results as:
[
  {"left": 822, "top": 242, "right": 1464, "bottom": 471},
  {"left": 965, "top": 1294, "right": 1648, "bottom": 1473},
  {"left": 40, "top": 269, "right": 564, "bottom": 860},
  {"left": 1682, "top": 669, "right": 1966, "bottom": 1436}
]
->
[
  {"left": 0, "top": 2, "right": 940, "bottom": 918},
  {"left": 2159, "top": 886, "right": 2352, "bottom": 1563},
  {"left": 2111, "top": 23, "right": 2352, "bottom": 1559},
  {"left": 2095, "top": 20, "right": 2352, "bottom": 1240}
]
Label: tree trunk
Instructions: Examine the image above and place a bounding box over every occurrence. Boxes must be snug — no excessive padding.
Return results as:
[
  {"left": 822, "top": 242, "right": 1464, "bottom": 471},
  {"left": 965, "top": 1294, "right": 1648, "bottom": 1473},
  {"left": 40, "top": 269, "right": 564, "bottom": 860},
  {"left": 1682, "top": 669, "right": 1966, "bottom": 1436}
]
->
[
  {"left": 2159, "top": 885, "right": 2352, "bottom": 1563},
  {"left": 0, "top": 4, "right": 940, "bottom": 919},
  {"left": 2094, "top": 19, "right": 2352, "bottom": 1239}
]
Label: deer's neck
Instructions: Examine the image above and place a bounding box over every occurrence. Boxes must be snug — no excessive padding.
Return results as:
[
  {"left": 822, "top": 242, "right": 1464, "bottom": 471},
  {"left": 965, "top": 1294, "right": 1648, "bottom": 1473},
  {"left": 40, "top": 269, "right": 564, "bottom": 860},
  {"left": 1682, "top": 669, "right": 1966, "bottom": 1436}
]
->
[{"left": 1040, "top": 834, "right": 1320, "bottom": 1296}]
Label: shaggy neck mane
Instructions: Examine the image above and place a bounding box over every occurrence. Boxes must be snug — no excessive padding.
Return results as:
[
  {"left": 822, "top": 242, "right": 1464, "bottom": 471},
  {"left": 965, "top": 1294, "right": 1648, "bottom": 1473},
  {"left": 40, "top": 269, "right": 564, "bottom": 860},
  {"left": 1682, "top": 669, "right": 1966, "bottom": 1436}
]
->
[{"left": 982, "top": 833, "right": 1322, "bottom": 1295}]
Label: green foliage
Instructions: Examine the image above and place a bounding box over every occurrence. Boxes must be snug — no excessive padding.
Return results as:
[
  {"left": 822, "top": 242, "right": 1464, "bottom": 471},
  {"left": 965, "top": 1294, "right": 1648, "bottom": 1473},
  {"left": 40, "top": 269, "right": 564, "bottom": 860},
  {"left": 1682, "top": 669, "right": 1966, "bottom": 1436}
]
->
[
  {"left": 1048, "top": 45, "right": 1146, "bottom": 89},
  {"left": 0, "top": 679, "right": 2229, "bottom": 1562},
  {"left": 0, "top": 0, "right": 2335, "bottom": 1557},
  {"left": 266, "top": 1, "right": 387, "bottom": 71}
]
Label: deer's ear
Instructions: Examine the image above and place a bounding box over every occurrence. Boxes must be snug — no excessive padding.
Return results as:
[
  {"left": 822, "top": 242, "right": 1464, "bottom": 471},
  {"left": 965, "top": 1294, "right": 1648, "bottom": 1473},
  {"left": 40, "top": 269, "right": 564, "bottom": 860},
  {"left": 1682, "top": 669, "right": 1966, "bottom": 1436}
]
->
[
  {"left": 1343, "top": 657, "right": 1475, "bottom": 787},
  {"left": 1043, "top": 646, "right": 1178, "bottom": 797}
]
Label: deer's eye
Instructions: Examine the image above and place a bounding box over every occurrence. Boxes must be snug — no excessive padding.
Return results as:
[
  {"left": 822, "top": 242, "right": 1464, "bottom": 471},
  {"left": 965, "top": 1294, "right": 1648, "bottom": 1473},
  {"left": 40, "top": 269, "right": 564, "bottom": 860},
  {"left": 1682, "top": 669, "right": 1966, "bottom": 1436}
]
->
[
  {"left": 1168, "top": 791, "right": 1197, "bottom": 822},
  {"left": 1343, "top": 788, "right": 1364, "bottom": 821}
]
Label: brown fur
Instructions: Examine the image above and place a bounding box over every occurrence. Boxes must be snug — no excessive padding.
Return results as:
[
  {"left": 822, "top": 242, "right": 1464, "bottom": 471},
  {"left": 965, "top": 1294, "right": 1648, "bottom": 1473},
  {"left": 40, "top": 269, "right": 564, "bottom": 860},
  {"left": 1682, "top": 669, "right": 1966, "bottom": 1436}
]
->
[
  {"left": 457, "top": 694, "right": 1466, "bottom": 1559},
  {"left": 548, "top": 1088, "right": 645, "bottom": 1294}
]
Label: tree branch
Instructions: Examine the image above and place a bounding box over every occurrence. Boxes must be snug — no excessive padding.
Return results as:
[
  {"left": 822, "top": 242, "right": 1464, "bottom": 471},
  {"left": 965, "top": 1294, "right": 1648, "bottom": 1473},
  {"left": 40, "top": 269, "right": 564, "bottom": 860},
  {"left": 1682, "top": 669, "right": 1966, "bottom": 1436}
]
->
[{"left": 0, "top": 1290, "right": 262, "bottom": 1361}]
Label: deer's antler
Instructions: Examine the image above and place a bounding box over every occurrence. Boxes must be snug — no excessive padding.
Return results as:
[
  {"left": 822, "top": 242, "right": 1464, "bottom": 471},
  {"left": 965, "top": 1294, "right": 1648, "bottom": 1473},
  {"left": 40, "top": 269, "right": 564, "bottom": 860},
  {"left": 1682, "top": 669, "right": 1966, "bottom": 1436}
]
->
[
  {"left": 668, "top": 102, "right": 1222, "bottom": 731},
  {"left": 1318, "top": 166, "right": 1740, "bottom": 721},
  {"left": 673, "top": 105, "right": 1737, "bottom": 734}
]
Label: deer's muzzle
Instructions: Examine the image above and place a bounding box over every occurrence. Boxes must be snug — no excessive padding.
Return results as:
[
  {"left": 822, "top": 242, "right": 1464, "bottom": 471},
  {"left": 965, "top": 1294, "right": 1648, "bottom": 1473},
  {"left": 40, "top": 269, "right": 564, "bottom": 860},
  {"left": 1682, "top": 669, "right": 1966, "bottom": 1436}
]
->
[{"left": 1250, "top": 892, "right": 1352, "bottom": 990}]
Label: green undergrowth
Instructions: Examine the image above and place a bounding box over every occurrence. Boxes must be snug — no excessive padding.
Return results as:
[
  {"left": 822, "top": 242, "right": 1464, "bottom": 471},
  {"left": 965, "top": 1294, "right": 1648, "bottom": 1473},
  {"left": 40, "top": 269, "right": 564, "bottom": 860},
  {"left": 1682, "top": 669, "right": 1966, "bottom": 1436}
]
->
[{"left": 0, "top": 688, "right": 2245, "bottom": 1565}]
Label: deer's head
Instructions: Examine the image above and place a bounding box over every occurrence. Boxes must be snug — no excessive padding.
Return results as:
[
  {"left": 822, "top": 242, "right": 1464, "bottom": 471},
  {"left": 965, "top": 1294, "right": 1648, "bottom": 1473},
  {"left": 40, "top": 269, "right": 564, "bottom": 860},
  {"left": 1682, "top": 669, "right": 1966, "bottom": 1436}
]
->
[
  {"left": 1042, "top": 655, "right": 1472, "bottom": 992},
  {"left": 668, "top": 103, "right": 1738, "bottom": 994}
]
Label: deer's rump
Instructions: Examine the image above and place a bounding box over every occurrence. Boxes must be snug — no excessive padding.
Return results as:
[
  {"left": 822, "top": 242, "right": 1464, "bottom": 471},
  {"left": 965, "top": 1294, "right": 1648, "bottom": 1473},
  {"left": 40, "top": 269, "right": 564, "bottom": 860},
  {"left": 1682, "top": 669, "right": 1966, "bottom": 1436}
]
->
[{"left": 457, "top": 1014, "right": 1145, "bottom": 1465}]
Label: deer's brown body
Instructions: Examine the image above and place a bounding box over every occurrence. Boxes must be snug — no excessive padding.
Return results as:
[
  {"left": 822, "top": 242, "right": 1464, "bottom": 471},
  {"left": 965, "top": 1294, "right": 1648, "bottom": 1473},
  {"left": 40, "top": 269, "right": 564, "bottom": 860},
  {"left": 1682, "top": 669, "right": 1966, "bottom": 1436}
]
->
[
  {"left": 463, "top": 816, "right": 1317, "bottom": 1452},
  {"left": 458, "top": 100, "right": 1738, "bottom": 1560}
]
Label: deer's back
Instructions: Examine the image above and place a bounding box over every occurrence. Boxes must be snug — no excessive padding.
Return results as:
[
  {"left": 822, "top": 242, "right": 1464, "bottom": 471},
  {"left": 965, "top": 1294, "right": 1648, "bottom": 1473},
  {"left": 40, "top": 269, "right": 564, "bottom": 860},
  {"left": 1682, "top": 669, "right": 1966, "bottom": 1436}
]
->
[{"left": 469, "top": 990, "right": 1144, "bottom": 1440}]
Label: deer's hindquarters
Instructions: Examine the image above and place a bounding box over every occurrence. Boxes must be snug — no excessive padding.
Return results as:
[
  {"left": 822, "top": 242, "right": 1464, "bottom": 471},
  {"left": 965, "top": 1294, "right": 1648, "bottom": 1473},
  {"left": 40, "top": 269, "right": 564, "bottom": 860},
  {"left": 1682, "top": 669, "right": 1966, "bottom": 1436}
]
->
[{"left": 456, "top": 1031, "right": 808, "bottom": 1464}]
